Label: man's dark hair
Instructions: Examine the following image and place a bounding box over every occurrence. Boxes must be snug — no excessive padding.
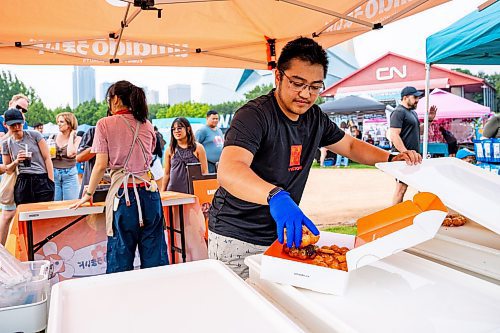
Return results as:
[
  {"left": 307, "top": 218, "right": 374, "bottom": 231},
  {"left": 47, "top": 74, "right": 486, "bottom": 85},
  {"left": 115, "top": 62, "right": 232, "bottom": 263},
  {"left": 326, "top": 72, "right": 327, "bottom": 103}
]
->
[
  {"left": 276, "top": 37, "right": 328, "bottom": 78},
  {"left": 33, "top": 122, "right": 43, "bottom": 128},
  {"left": 206, "top": 110, "right": 218, "bottom": 117}
]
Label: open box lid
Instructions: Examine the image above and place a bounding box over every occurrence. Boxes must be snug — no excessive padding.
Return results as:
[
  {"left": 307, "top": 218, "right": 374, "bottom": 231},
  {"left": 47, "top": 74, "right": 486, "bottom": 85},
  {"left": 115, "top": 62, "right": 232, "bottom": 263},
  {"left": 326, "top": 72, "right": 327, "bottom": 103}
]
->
[
  {"left": 376, "top": 158, "right": 500, "bottom": 235},
  {"left": 346, "top": 192, "right": 447, "bottom": 270},
  {"left": 264, "top": 192, "right": 447, "bottom": 272}
]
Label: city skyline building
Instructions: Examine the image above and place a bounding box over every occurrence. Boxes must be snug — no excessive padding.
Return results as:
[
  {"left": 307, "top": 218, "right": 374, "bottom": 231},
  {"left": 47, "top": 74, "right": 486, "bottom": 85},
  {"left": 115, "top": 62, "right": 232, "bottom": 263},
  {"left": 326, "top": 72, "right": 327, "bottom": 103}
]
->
[
  {"left": 168, "top": 84, "right": 191, "bottom": 105},
  {"left": 99, "top": 81, "right": 112, "bottom": 102},
  {"left": 72, "top": 66, "right": 96, "bottom": 108},
  {"left": 144, "top": 87, "right": 160, "bottom": 104}
]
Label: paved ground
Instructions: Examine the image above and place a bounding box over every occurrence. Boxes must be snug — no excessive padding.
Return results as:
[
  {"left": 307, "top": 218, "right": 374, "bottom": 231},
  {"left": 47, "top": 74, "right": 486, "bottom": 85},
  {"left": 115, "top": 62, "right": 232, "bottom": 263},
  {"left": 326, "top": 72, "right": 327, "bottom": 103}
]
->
[{"left": 300, "top": 168, "right": 418, "bottom": 229}]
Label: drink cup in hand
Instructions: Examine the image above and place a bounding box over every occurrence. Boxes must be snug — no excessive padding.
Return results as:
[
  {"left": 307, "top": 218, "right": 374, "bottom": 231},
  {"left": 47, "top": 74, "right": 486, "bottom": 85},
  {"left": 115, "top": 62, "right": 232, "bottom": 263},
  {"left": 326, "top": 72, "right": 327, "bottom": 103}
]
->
[{"left": 22, "top": 151, "right": 32, "bottom": 167}]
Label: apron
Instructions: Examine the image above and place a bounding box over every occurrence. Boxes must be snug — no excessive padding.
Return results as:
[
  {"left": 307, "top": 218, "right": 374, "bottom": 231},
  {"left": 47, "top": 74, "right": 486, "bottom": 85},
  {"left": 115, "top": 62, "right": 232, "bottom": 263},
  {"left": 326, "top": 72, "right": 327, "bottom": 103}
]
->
[{"left": 104, "top": 116, "right": 158, "bottom": 236}]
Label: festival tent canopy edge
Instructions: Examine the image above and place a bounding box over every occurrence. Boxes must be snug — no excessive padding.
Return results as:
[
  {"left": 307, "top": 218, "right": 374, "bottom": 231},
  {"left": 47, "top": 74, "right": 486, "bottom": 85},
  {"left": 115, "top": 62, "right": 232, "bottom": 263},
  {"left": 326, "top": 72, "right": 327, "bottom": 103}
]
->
[
  {"left": 0, "top": 0, "right": 449, "bottom": 69},
  {"left": 426, "top": 0, "right": 500, "bottom": 65}
]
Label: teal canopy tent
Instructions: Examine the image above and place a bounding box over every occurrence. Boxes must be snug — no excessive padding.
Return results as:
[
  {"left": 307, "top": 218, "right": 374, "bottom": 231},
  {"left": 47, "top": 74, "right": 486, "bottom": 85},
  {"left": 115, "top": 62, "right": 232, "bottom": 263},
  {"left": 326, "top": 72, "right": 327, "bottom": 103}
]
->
[
  {"left": 422, "top": 1, "right": 500, "bottom": 157},
  {"left": 426, "top": 0, "right": 500, "bottom": 65}
]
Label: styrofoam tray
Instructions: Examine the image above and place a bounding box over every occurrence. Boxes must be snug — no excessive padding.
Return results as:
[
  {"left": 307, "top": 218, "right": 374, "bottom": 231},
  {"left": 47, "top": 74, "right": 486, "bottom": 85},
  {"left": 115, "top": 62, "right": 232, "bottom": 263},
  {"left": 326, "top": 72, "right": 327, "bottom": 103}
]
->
[
  {"left": 376, "top": 157, "right": 500, "bottom": 235},
  {"left": 247, "top": 253, "right": 500, "bottom": 333},
  {"left": 48, "top": 259, "right": 304, "bottom": 333}
]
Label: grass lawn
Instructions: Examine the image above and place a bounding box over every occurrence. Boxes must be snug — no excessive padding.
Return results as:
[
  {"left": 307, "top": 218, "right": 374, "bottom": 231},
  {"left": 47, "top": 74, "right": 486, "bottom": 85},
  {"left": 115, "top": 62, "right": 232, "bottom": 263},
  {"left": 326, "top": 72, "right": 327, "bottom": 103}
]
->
[
  {"left": 312, "top": 161, "right": 376, "bottom": 169},
  {"left": 322, "top": 225, "right": 357, "bottom": 235}
]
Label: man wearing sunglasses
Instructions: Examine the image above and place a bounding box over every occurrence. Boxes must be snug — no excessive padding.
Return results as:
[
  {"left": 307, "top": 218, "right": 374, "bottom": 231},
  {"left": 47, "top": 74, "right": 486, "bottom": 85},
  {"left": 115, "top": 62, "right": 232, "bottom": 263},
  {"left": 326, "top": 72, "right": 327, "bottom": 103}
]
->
[
  {"left": 0, "top": 94, "right": 30, "bottom": 138},
  {"left": 208, "top": 37, "right": 422, "bottom": 279}
]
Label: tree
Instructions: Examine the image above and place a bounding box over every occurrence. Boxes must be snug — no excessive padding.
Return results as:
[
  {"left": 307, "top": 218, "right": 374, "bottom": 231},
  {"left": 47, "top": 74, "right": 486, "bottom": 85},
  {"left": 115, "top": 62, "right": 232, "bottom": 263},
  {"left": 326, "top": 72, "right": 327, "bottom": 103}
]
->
[
  {"left": 315, "top": 96, "right": 325, "bottom": 105},
  {"left": 0, "top": 70, "right": 38, "bottom": 110},
  {"left": 73, "top": 99, "right": 107, "bottom": 125},
  {"left": 210, "top": 100, "right": 245, "bottom": 115},
  {"left": 25, "top": 100, "right": 56, "bottom": 125},
  {"left": 157, "top": 101, "right": 210, "bottom": 118},
  {"left": 452, "top": 68, "right": 500, "bottom": 111},
  {"left": 244, "top": 83, "right": 274, "bottom": 101},
  {"left": 53, "top": 105, "right": 73, "bottom": 116},
  {"left": 148, "top": 103, "right": 169, "bottom": 120}
]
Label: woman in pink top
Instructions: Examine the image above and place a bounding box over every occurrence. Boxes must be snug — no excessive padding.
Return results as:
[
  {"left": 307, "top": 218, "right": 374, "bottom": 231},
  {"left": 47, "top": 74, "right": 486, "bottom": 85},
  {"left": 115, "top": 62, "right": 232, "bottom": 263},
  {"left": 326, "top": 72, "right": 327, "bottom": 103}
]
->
[{"left": 72, "top": 80, "right": 168, "bottom": 273}]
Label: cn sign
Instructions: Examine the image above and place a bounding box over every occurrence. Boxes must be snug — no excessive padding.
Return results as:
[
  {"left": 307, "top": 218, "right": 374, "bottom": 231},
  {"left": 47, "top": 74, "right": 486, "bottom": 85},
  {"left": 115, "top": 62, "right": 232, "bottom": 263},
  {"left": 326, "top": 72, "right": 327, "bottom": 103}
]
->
[{"left": 376, "top": 65, "right": 407, "bottom": 81}]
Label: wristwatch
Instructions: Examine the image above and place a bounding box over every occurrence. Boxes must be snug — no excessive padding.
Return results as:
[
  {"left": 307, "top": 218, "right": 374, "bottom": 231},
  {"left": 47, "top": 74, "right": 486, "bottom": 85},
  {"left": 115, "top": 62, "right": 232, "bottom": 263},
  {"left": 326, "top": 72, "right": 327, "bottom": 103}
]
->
[
  {"left": 267, "top": 186, "right": 284, "bottom": 203},
  {"left": 85, "top": 191, "right": 93, "bottom": 197},
  {"left": 387, "top": 153, "right": 396, "bottom": 162}
]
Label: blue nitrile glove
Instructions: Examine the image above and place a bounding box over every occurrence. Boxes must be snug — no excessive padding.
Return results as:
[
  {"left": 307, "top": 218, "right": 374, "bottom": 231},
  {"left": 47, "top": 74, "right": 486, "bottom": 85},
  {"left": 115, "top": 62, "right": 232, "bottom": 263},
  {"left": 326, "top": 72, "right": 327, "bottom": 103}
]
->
[{"left": 269, "top": 190, "right": 319, "bottom": 248}]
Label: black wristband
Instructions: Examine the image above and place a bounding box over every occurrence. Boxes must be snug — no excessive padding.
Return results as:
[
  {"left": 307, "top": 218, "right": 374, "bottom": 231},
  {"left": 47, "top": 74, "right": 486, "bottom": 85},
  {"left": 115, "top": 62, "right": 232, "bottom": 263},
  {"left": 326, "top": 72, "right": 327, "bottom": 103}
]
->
[
  {"left": 267, "top": 186, "right": 284, "bottom": 203},
  {"left": 388, "top": 154, "right": 395, "bottom": 162}
]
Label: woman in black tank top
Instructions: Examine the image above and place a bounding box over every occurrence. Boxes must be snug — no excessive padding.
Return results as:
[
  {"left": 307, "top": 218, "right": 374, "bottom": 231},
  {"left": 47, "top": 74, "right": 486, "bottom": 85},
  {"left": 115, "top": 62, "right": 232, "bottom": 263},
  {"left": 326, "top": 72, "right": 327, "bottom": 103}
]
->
[{"left": 161, "top": 117, "right": 208, "bottom": 193}]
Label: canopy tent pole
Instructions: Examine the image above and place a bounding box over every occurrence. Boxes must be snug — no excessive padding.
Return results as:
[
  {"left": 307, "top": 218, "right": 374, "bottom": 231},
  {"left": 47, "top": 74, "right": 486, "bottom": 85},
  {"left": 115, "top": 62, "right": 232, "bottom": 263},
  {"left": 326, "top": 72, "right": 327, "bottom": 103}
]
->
[
  {"left": 280, "top": 0, "right": 376, "bottom": 29},
  {"left": 423, "top": 63, "right": 431, "bottom": 159}
]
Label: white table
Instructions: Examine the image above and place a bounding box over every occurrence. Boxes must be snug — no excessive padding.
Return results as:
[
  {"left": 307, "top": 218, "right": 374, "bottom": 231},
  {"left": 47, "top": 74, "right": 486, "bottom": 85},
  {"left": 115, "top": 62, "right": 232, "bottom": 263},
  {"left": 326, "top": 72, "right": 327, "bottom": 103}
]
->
[
  {"left": 48, "top": 259, "right": 304, "bottom": 333},
  {"left": 246, "top": 252, "right": 500, "bottom": 333}
]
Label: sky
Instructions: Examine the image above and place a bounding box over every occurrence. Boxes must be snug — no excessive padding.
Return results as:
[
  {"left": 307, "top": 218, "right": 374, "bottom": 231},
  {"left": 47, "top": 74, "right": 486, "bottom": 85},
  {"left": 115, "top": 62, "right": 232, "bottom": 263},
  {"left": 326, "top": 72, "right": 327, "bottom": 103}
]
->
[{"left": 1, "top": 0, "right": 498, "bottom": 109}]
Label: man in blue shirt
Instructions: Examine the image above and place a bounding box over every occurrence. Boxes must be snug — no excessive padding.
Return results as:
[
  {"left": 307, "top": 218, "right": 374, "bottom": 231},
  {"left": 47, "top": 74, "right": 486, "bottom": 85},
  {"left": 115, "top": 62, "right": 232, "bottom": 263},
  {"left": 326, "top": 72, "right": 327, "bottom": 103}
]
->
[{"left": 195, "top": 110, "right": 224, "bottom": 173}]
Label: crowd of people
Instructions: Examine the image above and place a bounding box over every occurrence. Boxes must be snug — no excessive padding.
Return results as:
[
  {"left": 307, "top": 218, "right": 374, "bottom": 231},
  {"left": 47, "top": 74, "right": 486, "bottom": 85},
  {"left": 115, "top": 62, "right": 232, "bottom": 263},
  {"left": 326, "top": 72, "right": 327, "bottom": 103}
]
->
[
  {"left": 0, "top": 36, "right": 495, "bottom": 280},
  {"left": 0, "top": 86, "right": 227, "bottom": 273}
]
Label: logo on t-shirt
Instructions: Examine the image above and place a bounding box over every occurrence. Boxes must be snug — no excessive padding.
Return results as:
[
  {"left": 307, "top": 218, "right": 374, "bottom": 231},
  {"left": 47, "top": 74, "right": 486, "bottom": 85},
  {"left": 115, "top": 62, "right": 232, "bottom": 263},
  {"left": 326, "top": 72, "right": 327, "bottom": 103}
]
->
[
  {"left": 289, "top": 145, "right": 303, "bottom": 171},
  {"left": 213, "top": 135, "right": 224, "bottom": 148}
]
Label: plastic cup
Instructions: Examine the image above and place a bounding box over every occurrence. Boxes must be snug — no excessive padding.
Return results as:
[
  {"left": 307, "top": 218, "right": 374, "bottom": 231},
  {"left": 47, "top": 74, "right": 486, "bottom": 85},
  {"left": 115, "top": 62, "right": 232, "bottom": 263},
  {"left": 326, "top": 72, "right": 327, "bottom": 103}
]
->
[{"left": 23, "top": 151, "right": 32, "bottom": 167}]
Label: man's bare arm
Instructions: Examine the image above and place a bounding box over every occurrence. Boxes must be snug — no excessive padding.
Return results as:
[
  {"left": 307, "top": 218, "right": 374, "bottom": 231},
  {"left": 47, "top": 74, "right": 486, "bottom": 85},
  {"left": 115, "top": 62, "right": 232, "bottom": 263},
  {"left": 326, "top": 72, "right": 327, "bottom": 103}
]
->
[
  {"left": 217, "top": 146, "right": 275, "bottom": 205},
  {"left": 389, "top": 128, "right": 407, "bottom": 152}
]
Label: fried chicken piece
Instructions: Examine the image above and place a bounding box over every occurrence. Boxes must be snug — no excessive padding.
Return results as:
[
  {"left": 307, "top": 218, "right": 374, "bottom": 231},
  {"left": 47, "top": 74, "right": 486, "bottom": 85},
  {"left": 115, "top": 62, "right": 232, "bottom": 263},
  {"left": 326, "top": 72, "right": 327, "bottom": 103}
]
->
[{"left": 283, "top": 226, "right": 320, "bottom": 248}]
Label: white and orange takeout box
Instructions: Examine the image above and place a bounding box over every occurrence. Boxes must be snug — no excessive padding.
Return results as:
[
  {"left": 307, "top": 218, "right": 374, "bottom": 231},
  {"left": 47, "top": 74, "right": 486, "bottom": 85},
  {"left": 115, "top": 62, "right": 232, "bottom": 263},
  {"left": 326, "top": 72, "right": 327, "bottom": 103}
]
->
[{"left": 260, "top": 192, "right": 448, "bottom": 295}]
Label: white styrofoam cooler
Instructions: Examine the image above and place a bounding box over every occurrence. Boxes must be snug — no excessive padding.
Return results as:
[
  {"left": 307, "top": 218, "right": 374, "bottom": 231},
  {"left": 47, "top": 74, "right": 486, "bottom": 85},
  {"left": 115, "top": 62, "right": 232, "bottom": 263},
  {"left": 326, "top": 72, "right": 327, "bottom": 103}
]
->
[
  {"left": 246, "top": 253, "right": 500, "bottom": 333},
  {"left": 0, "top": 260, "right": 51, "bottom": 333},
  {"left": 48, "top": 259, "right": 305, "bottom": 333},
  {"left": 376, "top": 157, "right": 500, "bottom": 235},
  {"left": 377, "top": 157, "right": 500, "bottom": 281}
]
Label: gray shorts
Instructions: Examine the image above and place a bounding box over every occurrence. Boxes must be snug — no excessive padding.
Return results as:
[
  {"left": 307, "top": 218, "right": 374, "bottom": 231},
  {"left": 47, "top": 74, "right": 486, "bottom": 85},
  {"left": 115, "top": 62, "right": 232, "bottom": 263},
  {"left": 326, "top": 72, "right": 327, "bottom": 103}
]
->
[{"left": 208, "top": 230, "right": 268, "bottom": 280}]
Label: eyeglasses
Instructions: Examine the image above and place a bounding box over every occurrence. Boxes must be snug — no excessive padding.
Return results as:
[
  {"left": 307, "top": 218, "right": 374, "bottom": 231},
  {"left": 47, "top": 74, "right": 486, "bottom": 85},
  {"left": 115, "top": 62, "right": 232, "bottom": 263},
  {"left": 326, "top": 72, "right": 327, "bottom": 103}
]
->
[
  {"left": 279, "top": 70, "right": 325, "bottom": 95},
  {"left": 15, "top": 105, "right": 28, "bottom": 113},
  {"left": 171, "top": 126, "right": 185, "bottom": 132}
]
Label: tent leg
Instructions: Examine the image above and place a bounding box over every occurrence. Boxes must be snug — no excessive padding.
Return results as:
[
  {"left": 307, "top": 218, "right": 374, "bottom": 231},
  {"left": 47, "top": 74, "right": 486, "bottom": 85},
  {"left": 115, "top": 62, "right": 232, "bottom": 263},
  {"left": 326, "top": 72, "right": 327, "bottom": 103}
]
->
[{"left": 423, "top": 63, "right": 431, "bottom": 159}]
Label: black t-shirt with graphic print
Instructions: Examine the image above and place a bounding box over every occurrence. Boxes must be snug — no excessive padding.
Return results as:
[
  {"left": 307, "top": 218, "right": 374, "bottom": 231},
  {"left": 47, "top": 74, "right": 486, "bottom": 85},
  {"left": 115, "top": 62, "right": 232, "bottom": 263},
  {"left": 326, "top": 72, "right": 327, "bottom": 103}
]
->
[{"left": 208, "top": 90, "right": 345, "bottom": 246}]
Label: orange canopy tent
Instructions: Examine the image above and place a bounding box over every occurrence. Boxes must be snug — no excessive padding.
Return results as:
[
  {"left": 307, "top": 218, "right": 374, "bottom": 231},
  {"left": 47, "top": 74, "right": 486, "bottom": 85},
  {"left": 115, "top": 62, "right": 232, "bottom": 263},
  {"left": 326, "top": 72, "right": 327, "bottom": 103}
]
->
[{"left": 0, "top": 0, "right": 449, "bottom": 69}]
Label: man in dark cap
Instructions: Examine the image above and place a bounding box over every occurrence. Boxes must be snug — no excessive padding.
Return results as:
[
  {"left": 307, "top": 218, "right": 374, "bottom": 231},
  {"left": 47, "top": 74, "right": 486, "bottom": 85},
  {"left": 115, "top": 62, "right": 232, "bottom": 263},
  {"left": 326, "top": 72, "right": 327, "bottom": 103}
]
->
[{"left": 389, "top": 86, "right": 438, "bottom": 204}]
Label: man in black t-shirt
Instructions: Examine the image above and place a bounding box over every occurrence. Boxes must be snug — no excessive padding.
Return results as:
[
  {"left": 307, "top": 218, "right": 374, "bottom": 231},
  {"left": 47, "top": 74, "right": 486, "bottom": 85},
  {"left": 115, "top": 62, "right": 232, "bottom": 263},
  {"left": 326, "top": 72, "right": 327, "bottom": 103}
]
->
[
  {"left": 389, "top": 86, "right": 437, "bottom": 205},
  {"left": 209, "top": 38, "right": 422, "bottom": 279}
]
